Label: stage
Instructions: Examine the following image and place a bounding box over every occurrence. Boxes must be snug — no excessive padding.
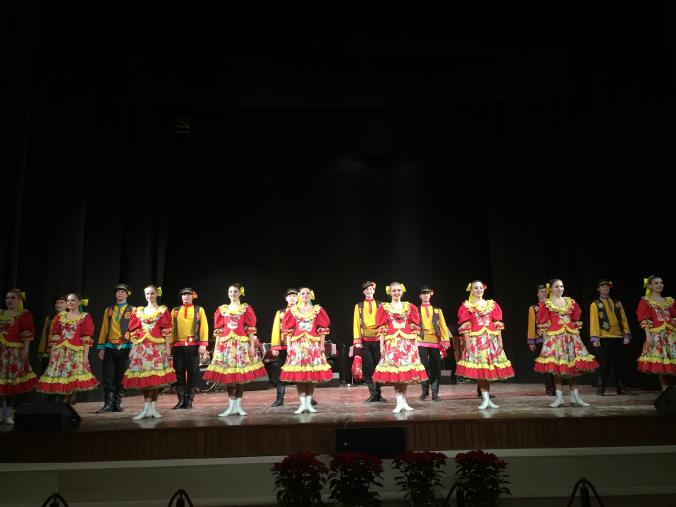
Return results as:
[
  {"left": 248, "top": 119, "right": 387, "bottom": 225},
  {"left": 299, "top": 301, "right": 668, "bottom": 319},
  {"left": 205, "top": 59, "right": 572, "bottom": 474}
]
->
[{"left": 2, "top": 383, "right": 674, "bottom": 463}]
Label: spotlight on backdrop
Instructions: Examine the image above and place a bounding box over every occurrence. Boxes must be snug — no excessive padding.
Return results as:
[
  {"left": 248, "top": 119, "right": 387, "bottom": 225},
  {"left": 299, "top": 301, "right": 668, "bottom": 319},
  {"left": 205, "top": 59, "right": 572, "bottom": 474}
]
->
[{"left": 167, "top": 488, "right": 194, "bottom": 507}]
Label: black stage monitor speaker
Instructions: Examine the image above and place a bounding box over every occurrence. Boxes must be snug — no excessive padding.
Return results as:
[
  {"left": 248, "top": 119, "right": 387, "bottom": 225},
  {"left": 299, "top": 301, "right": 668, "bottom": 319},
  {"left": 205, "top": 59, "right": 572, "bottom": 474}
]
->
[
  {"left": 654, "top": 386, "right": 676, "bottom": 415},
  {"left": 14, "top": 402, "right": 81, "bottom": 432},
  {"left": 336, "top": 427, "right": 406, "bottom": 458}
]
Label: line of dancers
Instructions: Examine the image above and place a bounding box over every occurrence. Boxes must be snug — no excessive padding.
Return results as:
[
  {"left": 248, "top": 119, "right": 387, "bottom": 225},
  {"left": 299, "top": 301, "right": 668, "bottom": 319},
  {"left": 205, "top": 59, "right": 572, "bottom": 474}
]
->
[{"left": 0, "top": 275, "right": 673, "bottom": 423}]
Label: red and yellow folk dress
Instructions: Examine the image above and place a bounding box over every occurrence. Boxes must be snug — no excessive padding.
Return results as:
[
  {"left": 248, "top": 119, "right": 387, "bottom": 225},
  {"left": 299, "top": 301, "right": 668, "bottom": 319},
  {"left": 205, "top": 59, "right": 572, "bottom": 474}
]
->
[
  {"left": 372, "top": 302, "right": 427, "bottom": 384},
  {"left": 456, "top": 300, "right": 514, "bottom": 381},
  {"left": 636, "top": 296, "right": 676, "bottom": 375},
  {"left": 535, "top": 297, "right": 598, "bottom": 377},
  {"left": 0, "top": 309, "right": 38, "bottom": 395},
  {"left": 123, "top": 306, "right": 176, "bottom": 389},
  {"left": 203, "top": 303, "right": 266, "bottom": 384},
  {"left": 36, "top": 312, "right": 98, "bottom": 394},
  {"left": 280, "top": 305, "right": 333, "bottom": 383}
]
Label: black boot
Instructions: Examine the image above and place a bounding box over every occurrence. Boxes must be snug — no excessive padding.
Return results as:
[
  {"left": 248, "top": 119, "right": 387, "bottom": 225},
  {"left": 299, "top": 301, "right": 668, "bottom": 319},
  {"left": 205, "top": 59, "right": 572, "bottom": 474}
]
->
[
  {"left": 184, "top": 388, "right": 194, "bottom": 409},
  {"left": 96, "top": 391, "right": 114, "bottom": 414},
  {"left": 449, "top": 372, "right": 458, "bottom": 385},
  {"left": 112, "top": 389, "right": 125, "bottom": 412},
  {"left": 419, "top": 381, "right": 430, "bottom": 400},
  {"left": 365, "top": 383, "right": 378, "bottom": 402},
  {"left": 596, "top": 378, "right": 605, "bottom": 396},
  {"left": 375, "top": 385, "right": 386, "bottom": 402},
  {"left": 544, "top": 374, "right": 555, "bottom": 396},
  {"left": 616, "top": 380, "right": 631, "bottom": 395},
  {"left": 271, "top": 384, "right": 285, "bottom": 407},
  {"left": 431, "top": 380, "right": 440, "bottom": 401},
  {"left": 173, "top": 387, "right": 186, "bottom": 409},
  {"left": 311, "top": 398, "right": 318, "bottom": 406}
]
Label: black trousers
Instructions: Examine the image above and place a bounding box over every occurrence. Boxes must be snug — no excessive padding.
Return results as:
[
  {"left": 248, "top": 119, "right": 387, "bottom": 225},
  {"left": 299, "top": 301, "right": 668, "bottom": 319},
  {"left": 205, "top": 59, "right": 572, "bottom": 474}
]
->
[
  {"left": 101, "top": 348, "right": 130, "bottom": 394},
  {"left": 361, "top": 341, "right": 381, "bottom": 388},
  {"left": 265, "top": 350, "right": 287, "bottom": 387},
  {"left": 173, "top": 345, "right": 200, "bottom": 399},
  {"left": 598, "top": 339, "right": 626, "bottom": 385},
  {"left": 418, "top": 346, "right": 441, "bottom": 384}
]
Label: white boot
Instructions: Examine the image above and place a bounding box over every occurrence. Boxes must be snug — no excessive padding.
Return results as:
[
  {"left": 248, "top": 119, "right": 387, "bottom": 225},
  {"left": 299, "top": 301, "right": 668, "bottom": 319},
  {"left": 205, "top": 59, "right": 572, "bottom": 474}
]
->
[
  {"left": 294, "top": 395, "right": 307, "bottom": 414},
  {"left": 219, "top": 397, "right": 236, "bottom": 417},
  {"left": 571, "top": 388, "right": 590, "bottom": 407},
  {"left": 234, "top": 398, "right": 247, "bottom": 416},
  {"left": 5, "top": 408, "right": 15, "bottom": 425},
  {"left": 401, "top": 394, "right": 414, "bottom": 411},
  {"left": 550, "top": 389, "right": 564, "bottom": 408},
  {"left": 305, "top": 395, "right": 317, "bottom": 413},
  {"left": 392, "top": 393, "right": 404, "bottom": 413},
  {"left": 487, "top": 393, "right": 500, "bottom": 409},
  {"left": 133, "top": 402, "right": 150, "bottom": 420},
  {"left": 478, "top": 391, "right": 490, "bottom": 410},
  {"left": 149, "top": 401, "right": 162, "bottom": 418}
]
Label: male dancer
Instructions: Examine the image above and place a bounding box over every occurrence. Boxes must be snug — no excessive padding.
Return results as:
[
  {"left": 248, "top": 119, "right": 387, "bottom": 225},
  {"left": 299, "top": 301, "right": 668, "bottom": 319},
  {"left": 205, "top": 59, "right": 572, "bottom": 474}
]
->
[
  {"left": 266, "top": 288, "right": 298, "bottom": 407},
  {"left": 417, "top": 286, "right": 451, "bottom": 401},
  {"left": 96, "top": 284, "right": 134, "bottom": 413},
  {"left": 171, "top": 288, "right": 208, "bottom": 409},
  {"left": 352, "top": 281, "right": 386, "bottom": 402}
]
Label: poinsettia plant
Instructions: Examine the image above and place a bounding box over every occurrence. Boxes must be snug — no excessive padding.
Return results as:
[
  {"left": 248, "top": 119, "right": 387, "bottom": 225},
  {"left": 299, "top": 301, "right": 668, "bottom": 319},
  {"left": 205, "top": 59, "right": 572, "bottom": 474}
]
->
[
  {"left": 392, "top": 451, "right": 447, "bottom": 505},
  {"left": 271, "top": 452, "right": 327, "bottom": 506},
  {"left": 454, "top": 449, "right": 510, "bottom": 504},
  {"left": 328, "top": 451, "right": 383, "bottom": 506}
]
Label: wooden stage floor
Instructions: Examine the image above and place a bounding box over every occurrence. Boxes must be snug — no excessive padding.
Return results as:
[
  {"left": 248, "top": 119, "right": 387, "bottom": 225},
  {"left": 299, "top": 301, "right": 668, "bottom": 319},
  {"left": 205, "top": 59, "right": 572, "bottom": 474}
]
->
[{"left": 2, "top": 383, "right": 674, "bottom": 462}]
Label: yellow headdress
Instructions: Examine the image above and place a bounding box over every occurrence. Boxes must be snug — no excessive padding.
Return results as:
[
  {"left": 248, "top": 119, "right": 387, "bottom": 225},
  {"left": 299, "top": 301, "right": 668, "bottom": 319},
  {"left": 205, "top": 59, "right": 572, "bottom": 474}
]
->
[
  {"left": 17, "top": 290, "right": 26, "bottom": 312},
  {"left": 240, "top": 286, "right": 245, "bottom": 297},
  {"left": 644, "top": 277, "right": 651, "bottom": 298},
  {"left": 545, "top": 282, "right": 551, "bottom": 297},
  {"left": 386, "top": 283, "right": 406, "bottom": 296},
  {"left": 157, "top": 286, "right": 163, "bottom": 297}
]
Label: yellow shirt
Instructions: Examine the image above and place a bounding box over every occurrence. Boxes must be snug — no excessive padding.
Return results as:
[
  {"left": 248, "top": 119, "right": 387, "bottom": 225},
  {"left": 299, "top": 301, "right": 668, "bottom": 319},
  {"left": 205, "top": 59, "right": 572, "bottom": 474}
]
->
[
  {"left": 353, "top": 300, "right": 379, "bottom": 344},
  {"left": 270, "top": 308, "right": 288, "bottom": 349},
  {"left": 171, "top": 305, "right": 209, "bottom": 345},
  {"left": 419, "top": 305, "right": 450, "bottom": 345},
  {"left": 589, "top": 298, "right": 630, "bottom": 340}
]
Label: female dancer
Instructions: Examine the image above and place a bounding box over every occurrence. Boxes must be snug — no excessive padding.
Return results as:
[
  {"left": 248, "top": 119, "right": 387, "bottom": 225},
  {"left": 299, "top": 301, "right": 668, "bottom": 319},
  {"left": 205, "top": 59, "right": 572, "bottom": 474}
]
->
[
  {"left": 0, "top": 289, "right": 38, "bottom": 424},
  {"left": 372, "top": 282, "right": 427, "bottom": 413},
  {"left": 636, "top": 275, "right": 676, "bottom": 389},
  {"left": 36, "top": 293, "right": 98, "bottom": 400},
  {"left": 535, "top": 279, "right": 598, "bottom": 407},
  {"left": 123, "top": 285, "right": 176, "bottom": 419},
  {"left": 203, "top": 283, "right": 266, "bottom": 416},
  {"left": 456, "top": 281, "right": 514, "bottom": 410},
  {"left": 280, "top": 286, "right": 332, "bottom": 414}
]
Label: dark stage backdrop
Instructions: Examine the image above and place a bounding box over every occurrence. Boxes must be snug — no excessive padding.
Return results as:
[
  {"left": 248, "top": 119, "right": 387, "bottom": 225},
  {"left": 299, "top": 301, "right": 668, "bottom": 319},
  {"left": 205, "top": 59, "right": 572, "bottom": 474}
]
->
[{"left": 3, "top": 7, "right": 674, "bottom": 386}]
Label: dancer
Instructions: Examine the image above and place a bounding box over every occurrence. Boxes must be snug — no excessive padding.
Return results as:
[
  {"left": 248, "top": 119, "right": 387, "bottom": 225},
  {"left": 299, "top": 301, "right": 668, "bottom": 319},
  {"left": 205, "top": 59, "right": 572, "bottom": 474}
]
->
[
  {"left": 417, "top": 285, "right": 451, "bottom": 401},
  {"left": 0, "top": 289, "right": 38, "bottom": 424},
  {"left": 266, "top": 288, "right": 298, "bottom": 407},
  {"left": 535, "top": 279, "right": 598, "bottom": 407},
  {"left": 37, "top": 296, "right": 67, "bottom": 374},
  {"left": 204, "top": 283, "right": 266, "bottom": 416},
  {"left": 280, "top": 286, "right": 332, "bottom": 414},
  {"left": 589, "top": 279, "right": 632, "bottom": 395},
  {"left": 352, "top": 281, "right": 386, "bottom": 402},
  {"left": 372, "top": 282, "right": 427, "bottom": 413},
  {"left": 96, "top": 284, "right": 134, "bottom": 413},
  {"left": 123, "top": 285, "right": 176, "bottom": 419},
  {"left": 36, "top": 293, "right": 98, "bottom": 401},
  {"left": 456, "top": 281, "right": 514, "bottom": 410},
  {"left": 636, "top": 275, "right": 676, "bottom": 390},
  {"left": 171, "top": 288, "right": 208, "bottom": 409},
  {"left": 528, "top": 283, "right": 555, "bottom": 395}
]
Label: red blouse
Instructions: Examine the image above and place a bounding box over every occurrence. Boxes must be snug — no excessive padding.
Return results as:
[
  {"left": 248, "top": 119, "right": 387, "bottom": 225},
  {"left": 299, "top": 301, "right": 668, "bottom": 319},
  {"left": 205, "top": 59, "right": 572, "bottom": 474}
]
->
[
  {"left": 214, "top": 303, "right": 257, "bottom": 341},
  {"left": 636, "top": 297, "right": 676, "bottom": 332},
  {"left": 536, "top": 297, "right": 583, "bottom": 336},
  {"left": 282, "top": 305, "right": 330, "bottom": 342},
  {"left": 376, "top": 302, "right": 420, "bottom": 340},
  {"left": 50, "top": 312, "right": 95, "bottom": 348},
  {"left": 457, "top": 299, "right": 505, "bottom": 336},
  {"left": 129, "top": 306, "right": 172, "bottom": 344},
  {"left": 0, "top": 309, "right": 35, "bottom": 348}
]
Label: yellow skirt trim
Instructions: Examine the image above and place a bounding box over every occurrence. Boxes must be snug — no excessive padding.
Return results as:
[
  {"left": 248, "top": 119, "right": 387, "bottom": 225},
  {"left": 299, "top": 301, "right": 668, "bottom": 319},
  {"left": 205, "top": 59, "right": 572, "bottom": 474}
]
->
[
  {"left": 374, "top": 364, "right": 426, "bottom": 373},
  {"left": 38, "top": 373, "right": 95, "bottom": 384},
  {"left": 282, "top": 364, "right": 331, "bottom": 372},
  {"left": 124, "top": 368, "right": 175, "bottom": 379},
  {"left": 457, "top": 360, "right": 513, "bottom": 370},
  {"left": 207, "top": 362, "right": 264, "bottom": 374},
  {"left": 637, "top": 355, "right": 676, "bottom": 364},
  {"left": 0, "top": 371, "right": 37, "bottom": 384},
  {"left": 51, "top": 341, "right": 85, "bottom": 352},
  {"left": 535, "top": 356, "right": 596, "bottom": 366},
  {"left": 0, "top": 336, "right": 24, "bottom": 348}
]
